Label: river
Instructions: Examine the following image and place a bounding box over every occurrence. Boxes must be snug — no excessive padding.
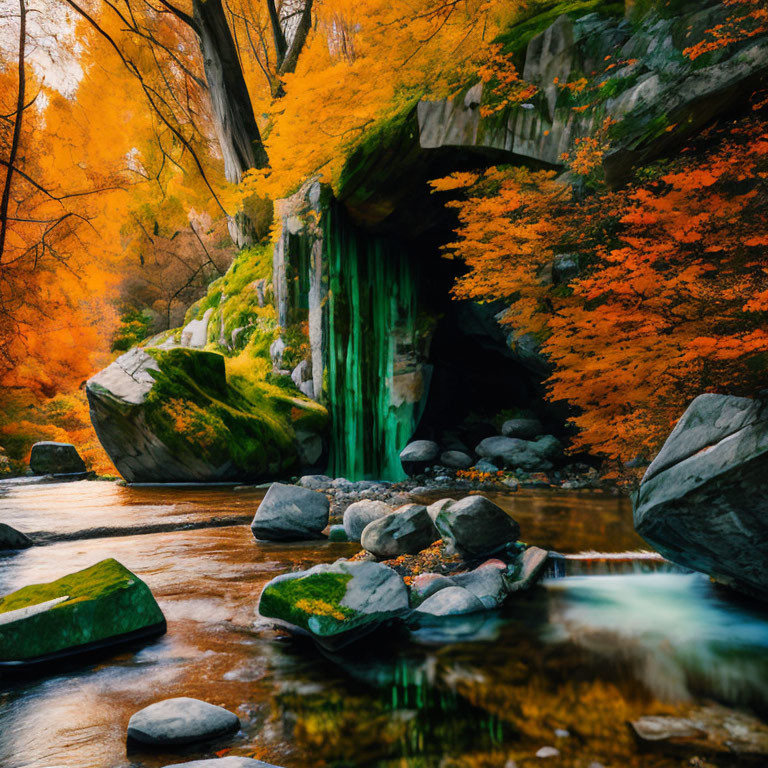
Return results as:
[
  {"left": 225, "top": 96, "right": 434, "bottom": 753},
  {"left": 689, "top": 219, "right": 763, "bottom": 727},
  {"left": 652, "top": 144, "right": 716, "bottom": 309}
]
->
[{"left": 1, "top": 480, "right": 767, "bottom": 768}]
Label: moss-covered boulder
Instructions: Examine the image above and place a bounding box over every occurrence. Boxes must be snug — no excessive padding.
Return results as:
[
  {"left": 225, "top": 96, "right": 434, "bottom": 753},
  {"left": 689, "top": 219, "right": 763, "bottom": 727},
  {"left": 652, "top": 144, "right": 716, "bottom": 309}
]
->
[
  {"left": 0, "top": 558, "right": 165, "bottom": 666},
  {"left": 86, "top": 345, "right": 327, "bottom": 483},
  {"left": 258, "top": 560, "right": 409, "bottom": 650},
  {"left": 29, "top": 441, "right": 87, "bottom": 475}
]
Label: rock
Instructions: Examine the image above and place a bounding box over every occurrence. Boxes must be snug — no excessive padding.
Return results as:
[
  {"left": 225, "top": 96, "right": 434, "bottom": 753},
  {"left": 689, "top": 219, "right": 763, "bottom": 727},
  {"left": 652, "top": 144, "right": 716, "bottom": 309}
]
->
[
  {"left": 400, "top": 440, "right": 439, "bottom": 474},
  {"left": 291, "top": 360, "right": 314, "bottom": 399},
  {"left": 343, "top": 500, "right": 393, "bottom": 541},
  {"left": 531, "top": 435, "right": 562, "bottom": 460},
  {"left": 29, "top": 442, "right": 86, "bottom": 476},
  {"left": 476, "top": 436, "right": 554, "bottom": 471},
  {"left": 360, "top": 504, "right": 437, "bottom": 558},
  {"left": 452, "top": 559, "right": 509, "bottom": 608},
  {"left": 328, "top": 524, "right": 349, "bottom": 542},
  {"left": 414, "top": 586, "right": 485, "bottom": 617},
  {"left": 0, "top": 523, "right": 33, "bottom": 551},
  {"left": 87, "top": 347, "right": 327, "bottom": 483},
  {"left": 440, "top": 450, "right": 473, "bottom": 469},
  {"left": 633, "top": 393, "right": 768, "bottom": 598},
  {"left": 127, "top": 697, "right": 240, "bottom": 746},
  {"left": 434, "top": 495, "right": 521, "bottom": 558},
  {"left": 536, "top": 746, "right": 560, "bottom": 759},
  {"left": 251, "top": 482, "right": 329, "bottom": 542},
  {"left": 164, "top": 759, "right": 279, "bottom": 768},
  {"left": 552, "top": 254, "right": 580, "bottom": 284},
  {"left": 180, "top": 307, "right": 213, "bottom": 348},
  {"left": 426, "top": 497, "right": 454, "bottom": 523},
  {"left": 501, "top": 418, "right": 543, "bottom": 439},
  {"left": 508, "top": 547, "right": 549, "bottom": 592},
  {"left": 298, "top": 474, "right": 332, "bottom": 490},
  {"left": 474, "top": 459, "right": 499, "bottom": 473},
  {"left": 258, "top": 560, "right": 408, "bottom": 650},
  {"left": 0, "top": 558, "right": 166, "bottom": 666},
  {"left": 409, "top": 573, "right": 454, "bottom": 607}
]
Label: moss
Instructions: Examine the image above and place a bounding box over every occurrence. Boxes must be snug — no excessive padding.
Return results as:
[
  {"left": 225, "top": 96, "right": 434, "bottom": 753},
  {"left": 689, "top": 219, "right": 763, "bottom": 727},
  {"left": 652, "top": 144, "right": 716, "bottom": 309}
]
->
[
  {"left": 0, "top": 559, "right": 165, "bottom": 661},
  {"left": 259, "top": 572, "right": 356, "bottom": 636}
]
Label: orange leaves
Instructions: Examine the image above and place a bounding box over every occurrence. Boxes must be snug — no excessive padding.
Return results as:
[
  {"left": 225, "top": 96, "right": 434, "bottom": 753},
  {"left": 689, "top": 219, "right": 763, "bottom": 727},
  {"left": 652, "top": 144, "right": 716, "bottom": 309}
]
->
[
  {"left": 683, "top": 0, "right": 768, "bottom": 60},
  {"left": 477, "top": 43, "right": 537, "bottom": 118}
]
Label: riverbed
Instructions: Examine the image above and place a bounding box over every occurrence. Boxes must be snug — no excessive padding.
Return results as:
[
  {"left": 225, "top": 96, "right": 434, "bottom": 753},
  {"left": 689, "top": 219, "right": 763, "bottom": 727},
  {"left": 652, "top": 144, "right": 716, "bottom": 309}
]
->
[{"left": 1, "top": 480, "right": 767, "bottom": 767}]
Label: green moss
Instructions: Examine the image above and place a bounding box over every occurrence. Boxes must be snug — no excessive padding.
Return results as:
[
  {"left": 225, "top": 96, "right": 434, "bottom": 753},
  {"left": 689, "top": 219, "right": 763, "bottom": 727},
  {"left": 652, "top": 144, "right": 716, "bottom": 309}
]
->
[
  {"left": 0, "top": 559, "right": 165, "bottom": 661},
  {"left": 259, "top": 572, "right": 357, "bottom": 637}
]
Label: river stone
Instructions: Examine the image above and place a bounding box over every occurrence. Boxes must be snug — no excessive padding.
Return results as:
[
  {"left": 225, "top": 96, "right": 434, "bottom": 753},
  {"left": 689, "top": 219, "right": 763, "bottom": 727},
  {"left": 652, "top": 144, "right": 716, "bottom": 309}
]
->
[
  {"left": 298, "top": 474, "right": 332, "bottom": 490},
  {"left": 440, "top": 450, "right": 473, "bottom": 469},
  {"left": 474, "top": 459, "right": 499, "bottom": 473},
  {"left": 127, "top": 697, "right": 240, "bottom": 746},
  {"left": 633, "top": 393, "right": 768, "bottom": 598},
  {"left": 251, "top": 482, "right": 329, "bottom": 542},
  {"left": 409, "top": 573, "right": 454, "bottom": 607},
  {"left": 29, "top": 442, "right": 86, "bottom": 475},
  {"left": 360, "top": 504, "right": 437, "bottom": 558},
  {"left": 166, "top": 758, "right": 279, "bottom": 768},
  {"left": 501, "top": 418, "right": 543, "bottom": 439},
  {"left": 451, "top": 559, "right": 510, "bottom": 608},
  {"left": 400, "top": 440, "right": 440, "bottom": 475},
  {"left": 328, "top": 524, "right": 349, "bottom": 542},
  {"left": 343, "top": 500, "right": 393, "bottom": 541},
  {"left": 0, "top": 558, "right": 165, "bottom": 665},
  {"left": 414, "top": 586, "right": 485, "bottom": 617},
  {"left": 258, "top": 560, "right": 409, "bottom": 650},
  {"left": 426, "top": 497, "right": 454, "bottom": 523},
  {"left": 508, "top": 547, "right": 549, "bottom": 592},
  {"left": 0, "top": 523, "right": 33, "bottom": 551},
  {"left": 434, "top": 495, "right": 521, "bottom": 558}
]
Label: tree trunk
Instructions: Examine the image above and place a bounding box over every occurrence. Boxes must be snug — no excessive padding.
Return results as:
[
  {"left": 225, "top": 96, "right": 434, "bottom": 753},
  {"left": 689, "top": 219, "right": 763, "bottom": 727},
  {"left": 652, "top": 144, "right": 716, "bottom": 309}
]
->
[{"left": 193, "top": 0, "right": 268, "bottom": 184}]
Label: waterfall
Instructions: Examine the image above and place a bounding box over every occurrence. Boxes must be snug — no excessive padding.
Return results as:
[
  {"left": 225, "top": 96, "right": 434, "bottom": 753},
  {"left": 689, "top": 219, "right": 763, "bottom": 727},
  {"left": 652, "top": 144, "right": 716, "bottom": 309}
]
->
[{"left": 324, "top": 206, "right": 426, "bottom": 480}]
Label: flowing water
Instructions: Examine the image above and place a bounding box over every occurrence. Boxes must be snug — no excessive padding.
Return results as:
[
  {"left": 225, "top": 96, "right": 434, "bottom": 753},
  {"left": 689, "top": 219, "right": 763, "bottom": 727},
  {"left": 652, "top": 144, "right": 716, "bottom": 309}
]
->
[{"left": 1, "top": 481, "right": 767, "bottom": 768}]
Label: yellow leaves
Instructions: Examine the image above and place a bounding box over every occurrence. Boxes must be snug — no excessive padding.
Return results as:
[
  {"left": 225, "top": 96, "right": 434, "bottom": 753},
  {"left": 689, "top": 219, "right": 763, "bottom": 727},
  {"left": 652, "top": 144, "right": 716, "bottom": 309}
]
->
[{"left": 295, "top": 598, "right": 347, "bottom": 621}]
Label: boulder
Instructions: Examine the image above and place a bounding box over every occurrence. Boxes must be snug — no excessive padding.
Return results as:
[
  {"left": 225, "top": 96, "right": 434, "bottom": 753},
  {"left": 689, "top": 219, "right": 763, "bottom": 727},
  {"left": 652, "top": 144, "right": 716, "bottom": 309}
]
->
[
  {"left": 127, "top": 697, "right": 240, "bottom": 746},
  {"left": 29, "top": 442, "right": 86, "bottom": 476},
  {"left": 552, "top": 254, "right": 580, "bottom": 284},
  {"left": 343, "top": 500, "right": 393, "bottom": 541},
  {"left": 426, "top": 497, "right": 454, "bottom": 523},
  {"left": 298, "top": 474, "right": 332, "bottom": 490},
  {"left": 409, "top": 573, "right": 454, "bottom": 607},
  {"left": 414, "top": 586, "right": 485, "bottom": 617},
  {"left": 251, "top": 482, "right": 329, "bottom": 542},
  {"left": 0, "top": 558, "right": 165, "bottom": 666},
  {"left": 400, "top": 440, "right": 439, "bottom": 475},
  {"left": 633, "top": 393, "right": 768, "bottom": 598},
  {"left": 474, "top": 459, "right": 499, "bottom": 473},
  {"left": 451, "top": 559, "right": 510, "bottom": 608},
  {"left": 328, "top": 524, "right": 349, "bottom": 542},
  {"left": 258, "top": 560, "right": 409, "bottom": 650},
  {"left": 434, "top": 495, "right": 521, "bottom": 559},
  {"left": 0, "top": 523, "right": 33, "bottom": 551},
  {"left": 501, "top": 418, "right": 543, "bottom": 439},
  {"left": 86, "top": 346, "right": 327, "bottom": 483},
  {"left": 440, "top": 450, "right": 473, "bottom": 469},
  {"left": 360, "top": 504, "right": 437, "bottom": 558},
  {"left": 475, "top": 435, "right": 554, "bottom": 471},
  {"left": 508, "top": 547, "right": 549, "bottom": 592}
]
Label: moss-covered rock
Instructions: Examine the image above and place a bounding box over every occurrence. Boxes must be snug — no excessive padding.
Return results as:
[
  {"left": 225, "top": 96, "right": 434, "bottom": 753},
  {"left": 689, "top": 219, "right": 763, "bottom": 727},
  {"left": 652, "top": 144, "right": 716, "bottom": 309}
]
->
[
  {"left": 258, "top": 560, "right": 409, "bottom": 650},
  {"left": 0, "top": 558, "right": 165, "bottom": 665},
  {"left": 87, "top": 345, "right": 327, "bottom": 483}
]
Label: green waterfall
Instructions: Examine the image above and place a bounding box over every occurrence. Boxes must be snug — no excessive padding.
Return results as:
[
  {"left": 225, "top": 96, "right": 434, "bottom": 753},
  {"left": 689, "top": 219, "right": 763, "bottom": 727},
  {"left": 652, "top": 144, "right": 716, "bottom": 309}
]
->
[{"left": 325, "top": 206, "right": 426, "bottom": 480}]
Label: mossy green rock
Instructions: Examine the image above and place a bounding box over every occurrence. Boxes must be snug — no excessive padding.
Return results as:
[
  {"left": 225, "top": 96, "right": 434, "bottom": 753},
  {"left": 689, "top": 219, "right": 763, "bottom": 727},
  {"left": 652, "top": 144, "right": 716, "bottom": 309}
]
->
[
  {"left": 258, "top": 560, "right": 408, "bottom": 650},
  {"left": 0, "top": 558, "right": 165, "bottom": 664},
  {"left": 86, "top": 346, "right": 327, "bottom": 483}
]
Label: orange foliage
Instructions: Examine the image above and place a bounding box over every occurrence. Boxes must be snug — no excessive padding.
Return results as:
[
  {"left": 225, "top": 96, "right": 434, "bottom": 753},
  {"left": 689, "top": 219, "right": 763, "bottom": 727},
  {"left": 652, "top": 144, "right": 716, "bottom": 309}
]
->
[{"left": 683, "top": 0, "right": 768, "bottom": 60}]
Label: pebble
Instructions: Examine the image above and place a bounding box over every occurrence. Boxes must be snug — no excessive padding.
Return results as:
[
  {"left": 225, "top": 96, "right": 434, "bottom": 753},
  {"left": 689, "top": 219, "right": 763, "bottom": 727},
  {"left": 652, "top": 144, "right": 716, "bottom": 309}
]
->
[{"left": 536, "top": 746, "right": 560, "bottom": 759}]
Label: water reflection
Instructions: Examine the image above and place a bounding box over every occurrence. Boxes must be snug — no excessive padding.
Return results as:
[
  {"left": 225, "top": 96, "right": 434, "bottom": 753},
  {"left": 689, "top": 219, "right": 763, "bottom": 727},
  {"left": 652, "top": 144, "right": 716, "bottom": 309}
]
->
[{"left": 0, "top": 482, "right": 766, "bottom": 767}]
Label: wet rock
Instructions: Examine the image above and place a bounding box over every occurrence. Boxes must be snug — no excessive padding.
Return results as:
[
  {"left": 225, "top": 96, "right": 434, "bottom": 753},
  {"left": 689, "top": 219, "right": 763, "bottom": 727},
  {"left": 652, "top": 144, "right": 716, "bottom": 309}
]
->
[
  {"left": 343, "top": 500, "right": 393, "bottom": 541},
  {"left": 531, "top": 435, "right": 562, "bottom": 460},
  {"left": 440, "top": 450, "right": 473, "bottom": 469},
  {"left": 409, "top": 573, "right": 454, "bottom": 607},
  {"left": 633, "top": 393, "right": 768, "bottom": 598},
  {"left": 501, "top": 418, "right": 543, "bottom": 439},
  {"left": 475, "top": 436, "right": 554, "bottom": 471},
  {"left": 127, "top": 697, "right": 240, "bottom": 746},
  {"left": 29, "top": 442, "right": 86, "bottom": 476},
  {"left": 434, "top": 495, "right": 521, "bottom": 558},
  {"left": 0, "top": 558, "right": 166, "bottom": 666},
  {"left": 298, "top": 474, "right": 332, "bottom": 490},
  {"left": 508, "top": 547, "right": 549, "bottom": 592},
  {"left": 414, "top": 586, "right": 485, "bottom": 617},
  {"left": 328, "top": 524, "right": 349, "bottom": 542},
  {"left": 474, "top": 459, "right": 499, "bottom": 473},
  {"left": 361, "top": 504, "right": 437, "bottom": 558},
  {"left": 251, "top": 483, "right": 329, "bottom": 542},
  {"left": 258, "top": 560, "right": 408, "bottom": 650},
  {"left": 400, "top": 440, "right": 439, "bottom": 475},
  {"left": 452, "top": 559, "right": 509, "bottom": 608},
  {"left": 0, "top": 523, "right": 32, "bottom": 551}
]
